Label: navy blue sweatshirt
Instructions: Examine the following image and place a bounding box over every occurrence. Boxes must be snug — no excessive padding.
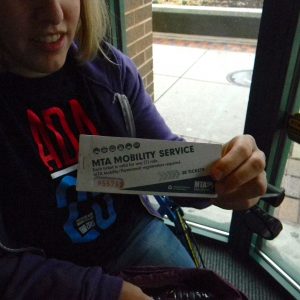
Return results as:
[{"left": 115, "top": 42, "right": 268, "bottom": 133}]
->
[{"left": 0, "top": 44, "right": 212, "bottom": 299}]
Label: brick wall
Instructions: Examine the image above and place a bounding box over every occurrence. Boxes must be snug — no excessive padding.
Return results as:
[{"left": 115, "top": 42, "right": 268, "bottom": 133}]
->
[{"left": 124, "top": 0, "right": 154, "bottom": 99}]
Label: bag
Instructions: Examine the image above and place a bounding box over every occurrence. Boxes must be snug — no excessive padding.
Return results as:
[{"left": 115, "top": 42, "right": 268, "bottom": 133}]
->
[{"left": 120, "top": 266, "right": 247, "bottom": 299}]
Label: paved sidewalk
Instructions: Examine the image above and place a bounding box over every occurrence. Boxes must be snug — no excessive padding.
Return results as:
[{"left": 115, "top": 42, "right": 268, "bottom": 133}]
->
[
  {"left": 152, "top": 34, "right": 257, "bottom": 232},
  {"left": 152, "top": 34, "right": 300, "bottom": 282},
  {"left": 152, "top": 33, "right": 300, "bottom": 202},
  {"left": 153, "top": 35, "right": 256, "bottom": 144}
]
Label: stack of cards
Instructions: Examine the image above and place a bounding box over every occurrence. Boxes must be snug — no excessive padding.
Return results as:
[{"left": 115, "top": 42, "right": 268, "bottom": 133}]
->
[{"left": 76, "top": 135, "right": 222, "bottom": 198}]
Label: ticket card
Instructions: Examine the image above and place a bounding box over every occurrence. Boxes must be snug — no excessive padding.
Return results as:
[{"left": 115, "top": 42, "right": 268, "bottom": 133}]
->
[{"left": 76, "top": 135, "right": 222, "bottom": 197}]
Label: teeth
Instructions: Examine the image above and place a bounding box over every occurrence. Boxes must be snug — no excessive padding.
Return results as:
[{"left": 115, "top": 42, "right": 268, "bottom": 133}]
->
[{"left": 38, "top": 34, "right": 61, "bottom": 43}]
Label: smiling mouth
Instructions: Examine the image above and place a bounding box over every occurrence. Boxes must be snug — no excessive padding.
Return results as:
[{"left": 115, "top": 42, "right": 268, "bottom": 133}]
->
[
  {"left": 31, "top": 33, "right": 67, "bottom": 52},
  {"left": 34, "top": 33, "right": 64, "bottom": 43}
]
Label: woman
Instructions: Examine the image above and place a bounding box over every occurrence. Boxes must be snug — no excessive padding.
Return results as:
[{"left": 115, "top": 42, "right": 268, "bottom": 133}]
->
[{"left": 0, "top": 1, "right": 267, "bottom": 299}]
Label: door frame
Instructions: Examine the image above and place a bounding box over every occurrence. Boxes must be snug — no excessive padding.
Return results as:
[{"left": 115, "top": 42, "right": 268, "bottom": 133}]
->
[
  {"left": 106, "top": 0, "right": 127, "bottom": 53},
  {"left": 230, "top": 1, "right": 300, "bottom": 298}
]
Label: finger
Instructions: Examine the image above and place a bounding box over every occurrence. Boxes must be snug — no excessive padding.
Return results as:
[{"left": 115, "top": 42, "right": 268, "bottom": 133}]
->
[
  {"left": 119, "top": 281, "right": 153, "bottom": 300},
  {"left": 211, "top": 135, "right": 256, "bottom": 181},
  {"left": 216, "top": 151, "right": 266, "bottom": 193},
  {"left": 214, "top": 172, "right": 267, "bottom": 210}
]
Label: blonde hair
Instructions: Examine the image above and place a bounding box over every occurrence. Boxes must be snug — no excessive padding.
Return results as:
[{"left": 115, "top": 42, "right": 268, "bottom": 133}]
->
[{"left": 76, "top": 0, "right": 110, "bottom": 62}]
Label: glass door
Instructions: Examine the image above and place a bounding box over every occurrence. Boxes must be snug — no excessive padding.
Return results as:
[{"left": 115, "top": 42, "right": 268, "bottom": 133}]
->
[
  {"left": 255, "top": 136, "right": 300, "bottom": 299},
  {"left": 109, "top": 0, "right": 299, "bottom": 296},
  {"left": 238, "top": 1, "right": 300, "bottom": 297},
  {"left": 152, "top": 0, "right": 264, "bottom": 241},
  {"left": 252, "top": 68, "right": 300, "bottom": 298}
]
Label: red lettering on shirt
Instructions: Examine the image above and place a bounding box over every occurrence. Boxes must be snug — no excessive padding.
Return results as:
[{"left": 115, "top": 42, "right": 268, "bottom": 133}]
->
[
  {"left": 27, "top": 99, "right": 99, "bottom": 172},
  {"left": 27, "top": 109, "right": 62, "bottom": 171},
  {"left": 43, "top": 107, "right": 78, "bottom": 167},
  {"left": 69, "top": 99, "right": 99, "bottom": 135}
]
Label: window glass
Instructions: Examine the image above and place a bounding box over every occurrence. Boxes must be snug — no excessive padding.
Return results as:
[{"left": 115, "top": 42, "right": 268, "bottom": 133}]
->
[
  {"left": 152, "top": 0, "right": 263, "bottom": 234},
  {"left": 261, "top": 136, "right": 300, "bottom": 286}
]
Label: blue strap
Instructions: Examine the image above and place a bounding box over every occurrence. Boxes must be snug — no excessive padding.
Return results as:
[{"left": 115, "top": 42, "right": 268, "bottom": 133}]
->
[{"left": 154, "top": 195, "right": 177, "bottom": 222}]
